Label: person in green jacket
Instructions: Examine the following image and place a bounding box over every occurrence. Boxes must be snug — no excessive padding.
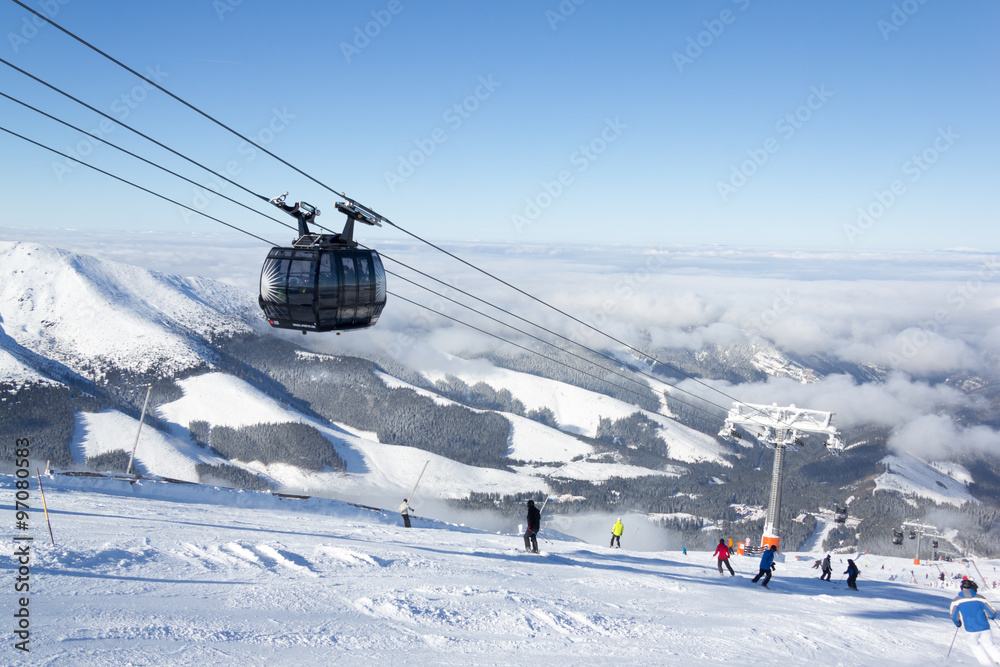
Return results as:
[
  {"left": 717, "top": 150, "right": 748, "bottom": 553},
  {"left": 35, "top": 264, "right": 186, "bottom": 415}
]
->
[{"left": 610, "top": 518, "right": 624, "bottom": 548}]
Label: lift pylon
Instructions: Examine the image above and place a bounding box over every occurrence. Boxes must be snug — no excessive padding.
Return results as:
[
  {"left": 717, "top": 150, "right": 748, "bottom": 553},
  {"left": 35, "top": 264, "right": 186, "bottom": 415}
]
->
[{"left": 719, "top": 403, "right": 843, "bottom": 553}]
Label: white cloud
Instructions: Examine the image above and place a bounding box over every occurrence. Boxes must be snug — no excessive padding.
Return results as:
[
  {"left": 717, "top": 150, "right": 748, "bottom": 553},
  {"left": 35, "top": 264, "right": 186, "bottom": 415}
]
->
[{"left": 887, "top": 414, "right": 1000, "bottom": 460}]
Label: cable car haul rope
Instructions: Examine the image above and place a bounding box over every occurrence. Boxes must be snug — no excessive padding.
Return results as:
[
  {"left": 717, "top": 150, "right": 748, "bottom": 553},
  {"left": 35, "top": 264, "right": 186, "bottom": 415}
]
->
[{"left": 2, "top": 0, "right": 818, "bottom": 430}]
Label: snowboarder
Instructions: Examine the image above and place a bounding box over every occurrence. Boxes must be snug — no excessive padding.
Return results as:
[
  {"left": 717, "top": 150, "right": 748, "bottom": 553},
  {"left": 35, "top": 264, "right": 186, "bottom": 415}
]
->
[
  {"left": 820, "top": 554, "right": 832, "bottom": 581},
  {"left": 951, "top": 579, "right": 1000, "bottom": 665},
  {"left": 399, "top": 498, "right": 413, "bottom": 528},
  {"left": 713, "top": 538, "right": 735, "bottom": 576},
  {"left": 751, "top": 545, "right": 777, "bottom": 587},
  {"left": 524, "top": 499, "right": 540, "bottom": 553},
  {"left": 610, "top": 518, "right": 624, "bottom": 548},
  {"left": 845, "top": 559, "right": 860, "bottom": 590}
]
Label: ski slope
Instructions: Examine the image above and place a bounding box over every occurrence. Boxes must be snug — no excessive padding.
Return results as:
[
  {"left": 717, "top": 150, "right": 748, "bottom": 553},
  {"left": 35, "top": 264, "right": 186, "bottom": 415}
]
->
[
  {"left": 4, "top": 472, "right": 989, "bottom": 666},
  {"left": 876, "top": 455, "right": 978, "bottom": 507}
]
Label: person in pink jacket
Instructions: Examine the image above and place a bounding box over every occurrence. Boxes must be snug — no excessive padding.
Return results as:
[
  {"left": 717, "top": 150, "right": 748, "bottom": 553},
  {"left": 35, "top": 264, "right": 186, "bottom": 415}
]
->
[{"left": 713, "top": 538, "right": 735, "bottom": 576}]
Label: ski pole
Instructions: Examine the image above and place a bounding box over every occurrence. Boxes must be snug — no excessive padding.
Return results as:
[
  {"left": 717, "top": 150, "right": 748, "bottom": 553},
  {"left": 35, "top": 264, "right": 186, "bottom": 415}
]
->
[{"left": 947, "top": 625, "right": 959, "bottom": 659}]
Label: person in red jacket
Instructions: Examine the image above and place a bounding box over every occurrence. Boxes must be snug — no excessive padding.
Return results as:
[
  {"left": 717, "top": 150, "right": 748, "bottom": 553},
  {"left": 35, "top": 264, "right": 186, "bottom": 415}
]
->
[{"left": 713, "top": 538, "right": 735, "bottom": 576}]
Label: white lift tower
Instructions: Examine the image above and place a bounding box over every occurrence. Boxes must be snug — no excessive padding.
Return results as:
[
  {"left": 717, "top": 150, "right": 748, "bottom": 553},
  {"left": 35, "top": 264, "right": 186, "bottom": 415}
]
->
[{"left": 719, "top": 403, "right": 843, "bottom": 553}]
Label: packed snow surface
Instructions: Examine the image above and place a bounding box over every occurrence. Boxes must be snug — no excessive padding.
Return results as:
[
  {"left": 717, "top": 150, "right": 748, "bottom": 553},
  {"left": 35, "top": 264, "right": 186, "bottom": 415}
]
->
[{"left": 4, "top": 473, "right": 989, "bottom": 666}]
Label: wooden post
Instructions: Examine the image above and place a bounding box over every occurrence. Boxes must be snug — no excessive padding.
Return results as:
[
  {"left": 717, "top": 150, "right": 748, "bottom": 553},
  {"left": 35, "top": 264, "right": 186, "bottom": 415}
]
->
[{"left": 35, "top": 468, "right": 55, "bottom": 546}]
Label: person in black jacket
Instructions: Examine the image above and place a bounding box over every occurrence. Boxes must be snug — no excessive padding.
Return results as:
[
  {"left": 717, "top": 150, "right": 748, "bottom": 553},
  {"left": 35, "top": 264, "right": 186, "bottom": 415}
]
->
[
  {"left": 845, "top": 559, "right": 860, "bottom": 590},
  {"left": 524, "top": 500, "right": 541, "bottom": 553},
  {"left": 820, "top": 554, "right": 832, "bottom": 581}
]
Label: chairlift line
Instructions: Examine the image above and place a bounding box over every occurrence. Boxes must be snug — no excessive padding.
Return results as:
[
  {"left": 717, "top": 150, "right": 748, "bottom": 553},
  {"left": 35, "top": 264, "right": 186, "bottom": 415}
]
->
[{"left": 7, "top": 1, "right": 805, "bottom": 431}]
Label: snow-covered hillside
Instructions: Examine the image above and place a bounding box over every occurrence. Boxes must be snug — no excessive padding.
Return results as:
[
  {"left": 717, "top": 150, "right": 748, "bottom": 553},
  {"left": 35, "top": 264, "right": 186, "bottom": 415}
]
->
[
  {"left": 876, "top": 455, "right": 978, "bottom": 507},
  {"left": 5, "top": 472, "right": 988, "bottom": 666},
  {"left": 0, "top": 242, "right": 261, "bottom": 381},
  {"left": 153, "top": 372, "right": 547, "bottom": 503},
  {"left": 422, "top": 359, "right": 730, "bottom": 465}
]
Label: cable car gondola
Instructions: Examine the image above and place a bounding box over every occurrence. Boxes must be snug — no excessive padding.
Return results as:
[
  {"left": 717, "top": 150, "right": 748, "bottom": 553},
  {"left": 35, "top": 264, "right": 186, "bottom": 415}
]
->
[
  {"left": 835, "top": 507, "right": 847, "bottom": 524},
  {"left": 892, "top": 530, "right": 904, "bottom": 545},
  {"left": 258, "top": 194, "right": 386, "bottom": 333}
]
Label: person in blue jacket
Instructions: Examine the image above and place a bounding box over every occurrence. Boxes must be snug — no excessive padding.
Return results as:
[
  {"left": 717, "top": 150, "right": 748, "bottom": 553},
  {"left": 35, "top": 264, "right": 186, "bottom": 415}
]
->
[
  {"left": 751, "top": 545, "right": 777, "bottom": 587},
  {"left": 952, "top": 579, "right": 1000, "bottom": 665},
  {"left": 844, "top": 559, "right": 860, "bottom": 590}
]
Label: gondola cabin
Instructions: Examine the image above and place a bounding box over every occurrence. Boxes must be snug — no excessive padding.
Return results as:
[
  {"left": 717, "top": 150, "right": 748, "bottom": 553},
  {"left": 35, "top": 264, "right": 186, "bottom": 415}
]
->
[{"left": 258, "top": 195, "right": 386, "bottom": 333}]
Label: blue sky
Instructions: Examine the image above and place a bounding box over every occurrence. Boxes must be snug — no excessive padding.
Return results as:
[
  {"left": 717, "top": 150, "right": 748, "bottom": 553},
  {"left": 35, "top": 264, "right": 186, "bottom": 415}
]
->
[{"left": 1, "top": 0, "right": 997, "bottom": 251}]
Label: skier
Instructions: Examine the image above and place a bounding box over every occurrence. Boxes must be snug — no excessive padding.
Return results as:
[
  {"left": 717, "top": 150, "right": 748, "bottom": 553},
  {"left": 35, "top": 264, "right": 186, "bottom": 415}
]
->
[
  {"left": 751, "top": 545, "right": 777, "bottom": 588},
  {"left": 713, "top": 538, "right": 735, "bottom": 576},
  {"left": 845, "top": 559, "right": 860, "bottom": 590},
  {"left": 524, "top": 499, "right": 540, "bottom": 553},
  {"left": 820, "top": 554, "right": 832, "bottom": 582},
  {"left": 610, "top": 518, "right": 624, "bottom": 549},
  {"left": 951, "top": 579, "right": 1000, "bottom": 665},
  {"left": 398, "top": 498, "right": 413, "bottom": 528}
]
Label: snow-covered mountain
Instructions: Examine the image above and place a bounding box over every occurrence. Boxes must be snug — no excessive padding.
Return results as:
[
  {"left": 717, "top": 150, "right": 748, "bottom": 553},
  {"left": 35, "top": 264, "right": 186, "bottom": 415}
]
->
[
  {"left": 0, "top": 241, "right": 261, "bottom": 383},
  {"left": 3, "top": 242, "right": 998, "bottom": 557},
  {"left": 1, "top": 243, "right": 728, "bottom": 499}
]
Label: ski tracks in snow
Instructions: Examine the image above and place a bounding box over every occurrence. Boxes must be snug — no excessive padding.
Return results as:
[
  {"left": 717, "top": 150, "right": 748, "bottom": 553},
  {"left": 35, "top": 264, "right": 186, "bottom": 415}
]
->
[{"left": 173, "top": 541, "right": 318, "bottom": 577}]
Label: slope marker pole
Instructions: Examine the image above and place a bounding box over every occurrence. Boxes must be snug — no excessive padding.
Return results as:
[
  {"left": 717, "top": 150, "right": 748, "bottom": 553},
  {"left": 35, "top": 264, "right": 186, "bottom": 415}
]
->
[
  {"left": 126, "top": 385, "right": 152, "bottom": 476},
  {"left": 35, "top": 468, "right": 55, "bottom": 546},
  {"left": 407, "top": 460, "right": 430, "bottom": 503}
]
